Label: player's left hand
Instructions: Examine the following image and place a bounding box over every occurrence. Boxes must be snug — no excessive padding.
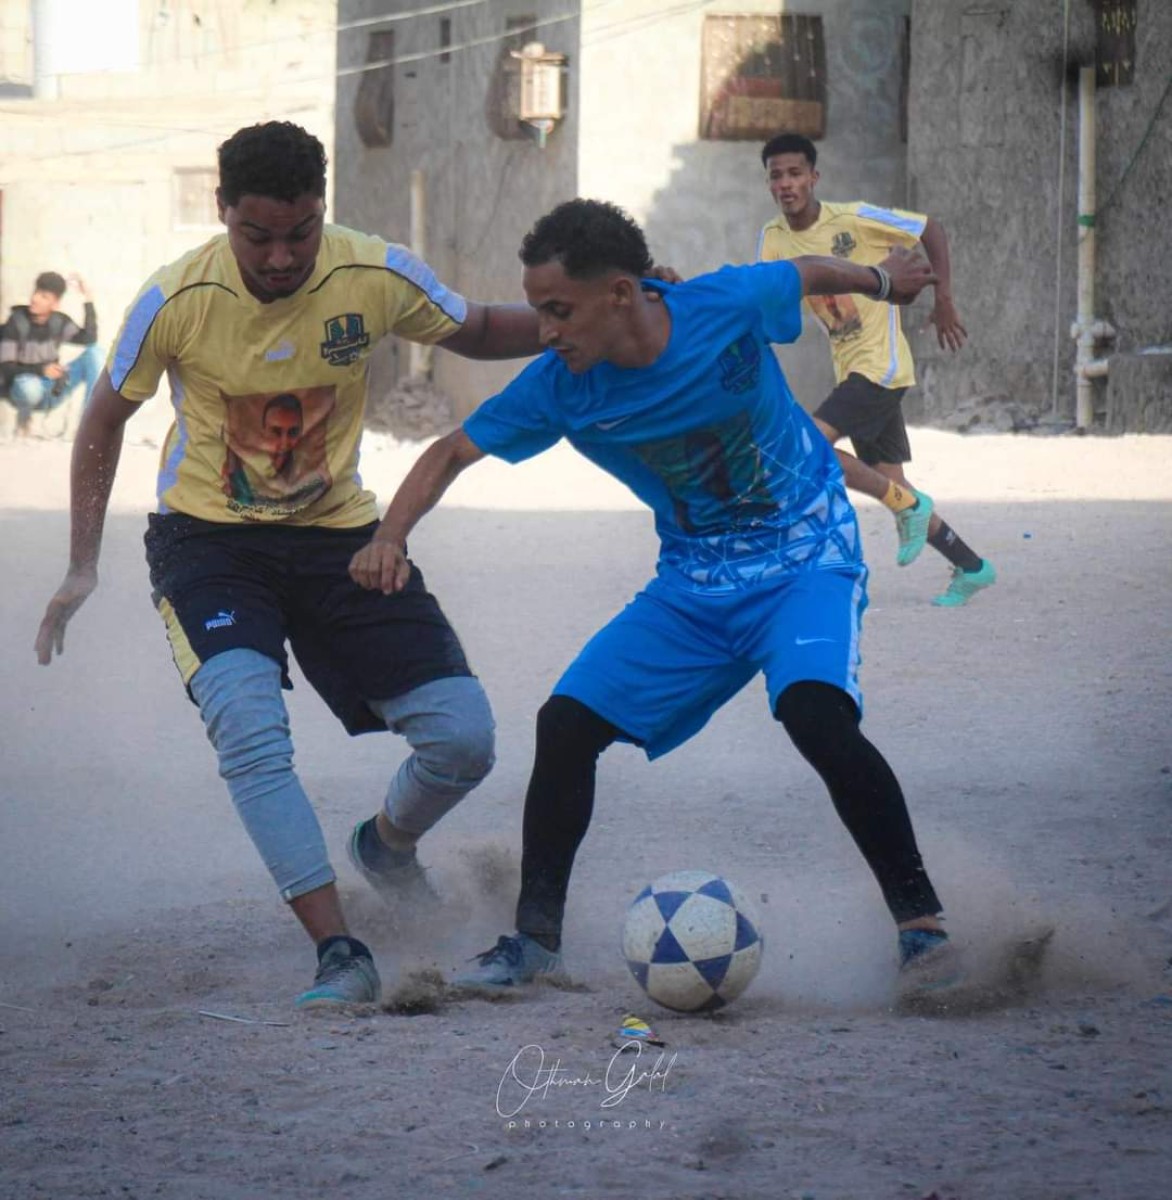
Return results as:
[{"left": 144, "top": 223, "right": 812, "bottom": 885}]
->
[
  {"left": 927, "top": 297, "right": 967, "bottom": 352},
  {"left": 646, "top": 263, "right": 684, "bottom": 285},
  {"left": 877, "top": 246, "right": 937, "bottom": 306},
  {"left": 349, "top": 536, "right": 411, "bottom": 594}
]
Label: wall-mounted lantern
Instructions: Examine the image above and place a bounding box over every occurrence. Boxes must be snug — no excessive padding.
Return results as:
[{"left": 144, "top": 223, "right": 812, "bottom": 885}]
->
[{"left": 510, "top": 41, "right": 567, "bottom": 148}]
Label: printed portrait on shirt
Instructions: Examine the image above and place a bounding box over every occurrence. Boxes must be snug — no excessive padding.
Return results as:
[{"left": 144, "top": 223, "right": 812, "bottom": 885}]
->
[
  {"left": 220, "top": 385, "right": 335, "bottom": 516},
  {"left": 631, "top": 410, "right": 777, "bottom": 535},
  {"left": 807, "top": 292, "right": 862, "bottom": 342}
]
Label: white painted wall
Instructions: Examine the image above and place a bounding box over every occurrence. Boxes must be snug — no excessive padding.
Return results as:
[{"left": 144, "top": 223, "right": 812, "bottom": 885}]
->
[
  {"left": 0, "top": 0, "right": 336, "bottom": 444},
  {"left": 33, "top": 0, "right": 140, "bottom": 97}
]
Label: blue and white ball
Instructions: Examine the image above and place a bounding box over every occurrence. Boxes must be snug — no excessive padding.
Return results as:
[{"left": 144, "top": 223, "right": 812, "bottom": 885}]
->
[{"left": 622, "top": 869, "right": 764, "bottom": 1012}]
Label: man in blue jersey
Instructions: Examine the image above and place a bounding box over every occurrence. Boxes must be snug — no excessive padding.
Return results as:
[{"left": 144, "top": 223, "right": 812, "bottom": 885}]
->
[{"left": 355, "top": 199, "right": 955, "bottom": 993}]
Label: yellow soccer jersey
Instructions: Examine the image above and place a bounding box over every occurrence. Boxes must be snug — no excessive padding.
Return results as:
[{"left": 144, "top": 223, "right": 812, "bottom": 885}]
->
[
  {"left": 757, "top": 200, "right": 926, "bottom": 390},
  {"left": 107, "top": 224, "right": 467, "bottom": 526}
]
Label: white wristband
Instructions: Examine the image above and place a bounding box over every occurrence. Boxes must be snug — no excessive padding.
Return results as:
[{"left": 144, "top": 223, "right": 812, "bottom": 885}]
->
[{"left": 869, "top": 265, "right": 892, "bottom": 301}]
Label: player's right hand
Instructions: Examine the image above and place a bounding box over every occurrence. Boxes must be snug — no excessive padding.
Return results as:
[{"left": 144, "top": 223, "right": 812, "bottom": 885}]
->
[
  {"left": 878, "top": 246, "right": 937, "bottom": 306},
  {"left": 349, "top": 536, "right": 411, "bottom": 595},
  {"left": 35, "top": 567, "right": 97, "bottom": 665}
]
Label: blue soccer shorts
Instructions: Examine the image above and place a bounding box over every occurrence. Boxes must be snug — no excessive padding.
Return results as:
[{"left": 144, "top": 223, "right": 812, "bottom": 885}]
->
[{"left": 553, "top": 564, "right": 868, "bottom": 759}]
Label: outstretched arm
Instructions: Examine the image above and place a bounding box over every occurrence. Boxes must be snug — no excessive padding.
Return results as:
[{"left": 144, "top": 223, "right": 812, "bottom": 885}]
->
[
  {"left": 66, "top": 274, "right": 98, "bottom": 345},
  {"left": 919, "top": 217, "right": 967, "bottom": 352},
  {"left": 35, "top": 371, "right": 138, "bottom": 663},
  {"left": 437, "top": 302, "right": 541, "bottom": 360},
  {"left": 349, "top": 428, "right": 486, "bottom": 594},
  {"left": 793, "top": 246, "right": 937, "bottom": 306}
]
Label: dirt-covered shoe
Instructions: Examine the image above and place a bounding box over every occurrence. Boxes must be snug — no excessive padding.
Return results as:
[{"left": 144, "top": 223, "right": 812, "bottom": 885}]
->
[
  {"left": 454, "top": 933, "right": 562, "bottom": 989},
  {"left": 347, "top": 818, "right": 439, "bottom": 909},
  {"left": 296, "top": 939, "right": 380, "bottom": 1009},
  {"left": 898, "top": 928, "right": 961, "bottom": 986}
]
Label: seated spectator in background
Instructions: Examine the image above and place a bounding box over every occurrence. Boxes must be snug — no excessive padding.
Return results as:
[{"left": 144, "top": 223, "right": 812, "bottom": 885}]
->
[{"left": 1, "top": 271, "right": 101, "bottom": 436}]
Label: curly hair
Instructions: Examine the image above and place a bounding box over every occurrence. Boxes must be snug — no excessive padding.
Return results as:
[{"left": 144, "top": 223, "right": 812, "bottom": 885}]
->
[
  {"left": 760, "top": 132, "right": 816, "bottom": 168},
  {"left": 519, "top": 199, "right": 654, "bottom": 279},
  {"left": 217, "top": 122, "right": 327, "bottom": 207}
]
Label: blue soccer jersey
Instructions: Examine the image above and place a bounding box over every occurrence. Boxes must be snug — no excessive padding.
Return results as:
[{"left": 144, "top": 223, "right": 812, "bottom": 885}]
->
[{"left": 463, "top": 260, "right": 860, "bottom": 593}]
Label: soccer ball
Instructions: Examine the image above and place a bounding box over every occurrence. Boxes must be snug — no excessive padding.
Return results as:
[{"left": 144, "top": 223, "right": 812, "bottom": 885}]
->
[{"left": 622, "top": 869, "right": 764, "bottom": 1012}]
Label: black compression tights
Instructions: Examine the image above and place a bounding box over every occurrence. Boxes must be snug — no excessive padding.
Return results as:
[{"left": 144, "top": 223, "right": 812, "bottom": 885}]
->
[
  {"left": 773, "top": 680, "right": 941, "bottom": 923},
  {"left": 515, "top": 696, "right": 620, "bottom": 941},
  {"left": 514, "top": 685, "right": 942, "bottom": 941}
]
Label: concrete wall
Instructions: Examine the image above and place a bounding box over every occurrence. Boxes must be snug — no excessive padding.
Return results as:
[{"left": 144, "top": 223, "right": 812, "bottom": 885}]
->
[
  {"left": 335, "top": 0, "right": 912, "bottom": 422},
  {"left": 0, "top": 0, "right": 335, "bottom": 442},
  {"left": 580, "top": 0, "right": 910, "bottom": 413},
  {"left": 335, "top": 0, "right": 580, "bottom": 419},
  {"left": 908, "top": 0, "right": 1172, "bottom": 429}
]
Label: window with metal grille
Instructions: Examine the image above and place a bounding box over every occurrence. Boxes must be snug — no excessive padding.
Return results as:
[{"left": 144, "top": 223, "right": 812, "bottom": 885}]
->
[
  {"left": 354, "top": 29, "right": 395, "bottom": 148},
  {"left": 700, "top": 13, "right": 826, "bottom": 141},
  {"left": 1096, "top": 0, "right": 1136, "bottom": 87},
  {"left": 173, "top": 168, "right": 218, "bottom": 229}
]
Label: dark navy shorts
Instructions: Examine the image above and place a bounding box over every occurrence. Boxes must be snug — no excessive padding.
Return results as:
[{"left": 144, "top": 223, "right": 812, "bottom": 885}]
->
[
  {"left": 144, "top": 513, "right": 472, "bottom": 735},
  {"left": 814, "top": 372, "right": 911, "bottom": 466}
]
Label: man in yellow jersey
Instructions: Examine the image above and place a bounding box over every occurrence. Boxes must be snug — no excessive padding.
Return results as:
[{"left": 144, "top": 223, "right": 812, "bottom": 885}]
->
[
  {"left": 32, "top": 121, "right": 553, "bottom": 1009},
  {"left": 757, "top": 133, "right": 996, "bottom": 607}
]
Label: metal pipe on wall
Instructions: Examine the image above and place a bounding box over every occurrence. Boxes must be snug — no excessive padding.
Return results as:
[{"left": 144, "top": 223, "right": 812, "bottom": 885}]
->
[
  {"left": 1073, "top": 65, "right": 1115, "bottom": 428},
  {"left": 408, "top": 169, "right": 432, "bottom": 379}
]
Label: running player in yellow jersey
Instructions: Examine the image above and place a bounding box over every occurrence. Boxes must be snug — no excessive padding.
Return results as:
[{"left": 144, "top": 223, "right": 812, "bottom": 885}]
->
[
  {"left": 757, "top": 133, "right": 995, "bottom": 607},
  {"left": 32, "top": 122, "right": 556, "bottom": 1009}
]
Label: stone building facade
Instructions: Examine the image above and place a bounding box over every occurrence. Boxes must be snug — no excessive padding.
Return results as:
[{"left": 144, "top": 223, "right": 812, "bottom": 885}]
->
[
  {"left": 335, "top": 0, "right": 914, "bottom": 429},
  {"left": 908, "top": 0, "right": 1171, "bottom": 431}
]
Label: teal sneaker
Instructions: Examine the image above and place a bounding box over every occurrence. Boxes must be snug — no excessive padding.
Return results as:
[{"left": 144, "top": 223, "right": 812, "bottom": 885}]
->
[
  {"left": 894, "top": 490, "right": 934, "bottom": 566},
  {"left": 347, "top": 818, "right": 439, "bottom": 909},
  {"left": 454, "top": 933, "right": 563, "bottom": 989},
  {"left": 296, "top": 940, "right": 381, "bottom": 1009},
  {"left": 933, "top": 558, "right": 997, "bottom": 607}
]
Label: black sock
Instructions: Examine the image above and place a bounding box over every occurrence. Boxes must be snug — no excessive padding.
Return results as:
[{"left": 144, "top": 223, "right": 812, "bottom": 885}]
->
[
  {"left": 357, "top": 815, "right": 415, "bottom": 870},
  {"left": 317, "top": 934, "right": 372, "bottom": 962},
  {"left": 526, "top": 931, "right": 562, "bottom": 953},
  {"left": 928, "top": 522, "right": 983, "bottom": 572}
]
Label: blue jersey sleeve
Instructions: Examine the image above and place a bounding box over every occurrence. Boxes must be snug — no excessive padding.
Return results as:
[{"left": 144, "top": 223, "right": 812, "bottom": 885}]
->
[
  {"left": 737, "top": 260, "right": 803, "bottom": 345},
  {"left": 463, "top": 354, "right": 564, "bottom": 464}
]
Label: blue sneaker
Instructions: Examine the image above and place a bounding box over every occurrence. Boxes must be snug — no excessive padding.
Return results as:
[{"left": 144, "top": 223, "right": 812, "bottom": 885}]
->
[
  {"left": 897, "top": 928, "right": 963, "bottom": 996},
  {"left": 932, "top": 559, "right": 997, "bottom": 607},
  {"left": 347, "top": 818, "right": 439, "bottom": 909},
  {"left": 296, "top": 940, "right": 381, "bottom": 1009},
  {"left": 894, "top": 489, "right": 934, "bottom": 567},
  {"left": 899, "top": 927, "right": 952, "bottom": 970},
  {"left": 454, "top": 933, "right": 563, "bottom": 989}
]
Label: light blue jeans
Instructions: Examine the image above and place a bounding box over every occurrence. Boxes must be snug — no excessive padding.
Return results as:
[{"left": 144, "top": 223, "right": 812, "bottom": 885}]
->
[
  {"left": 190, "top": 648, "right": 495, "bottom": 901},
  {"left": 7, "top": 343, "right": 103, "bottom": 421}
]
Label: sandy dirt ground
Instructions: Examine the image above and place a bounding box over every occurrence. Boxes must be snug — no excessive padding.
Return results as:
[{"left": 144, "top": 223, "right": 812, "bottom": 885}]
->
[{"left": 2, "top": 423, "right": 1171, "bottom": 1200}]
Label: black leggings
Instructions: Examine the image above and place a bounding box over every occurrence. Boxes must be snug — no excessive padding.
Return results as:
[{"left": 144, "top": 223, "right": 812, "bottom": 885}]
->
[{"left": 514, "top": 684, "right": 941, "bottom": 938}]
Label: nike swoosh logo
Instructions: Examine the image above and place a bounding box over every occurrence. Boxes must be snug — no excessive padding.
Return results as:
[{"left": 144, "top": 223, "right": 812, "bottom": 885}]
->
[
  {"left": 595, "top": 416, "right": 630, "bottom": 431},
  {"left": 794, "top": 637, "right": 835, "bottom": 646}
]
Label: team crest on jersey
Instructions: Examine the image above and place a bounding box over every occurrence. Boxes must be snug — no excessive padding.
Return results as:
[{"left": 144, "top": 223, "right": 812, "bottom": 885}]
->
[
  {"left": 320, "top": 313, "right": 370, "bottom": 366},
  {"left": 718, "top": 333, "right": 761, "bottom": 394},
  {"left": 831, "top": 232, "right": 857, "bottom": 258}
]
